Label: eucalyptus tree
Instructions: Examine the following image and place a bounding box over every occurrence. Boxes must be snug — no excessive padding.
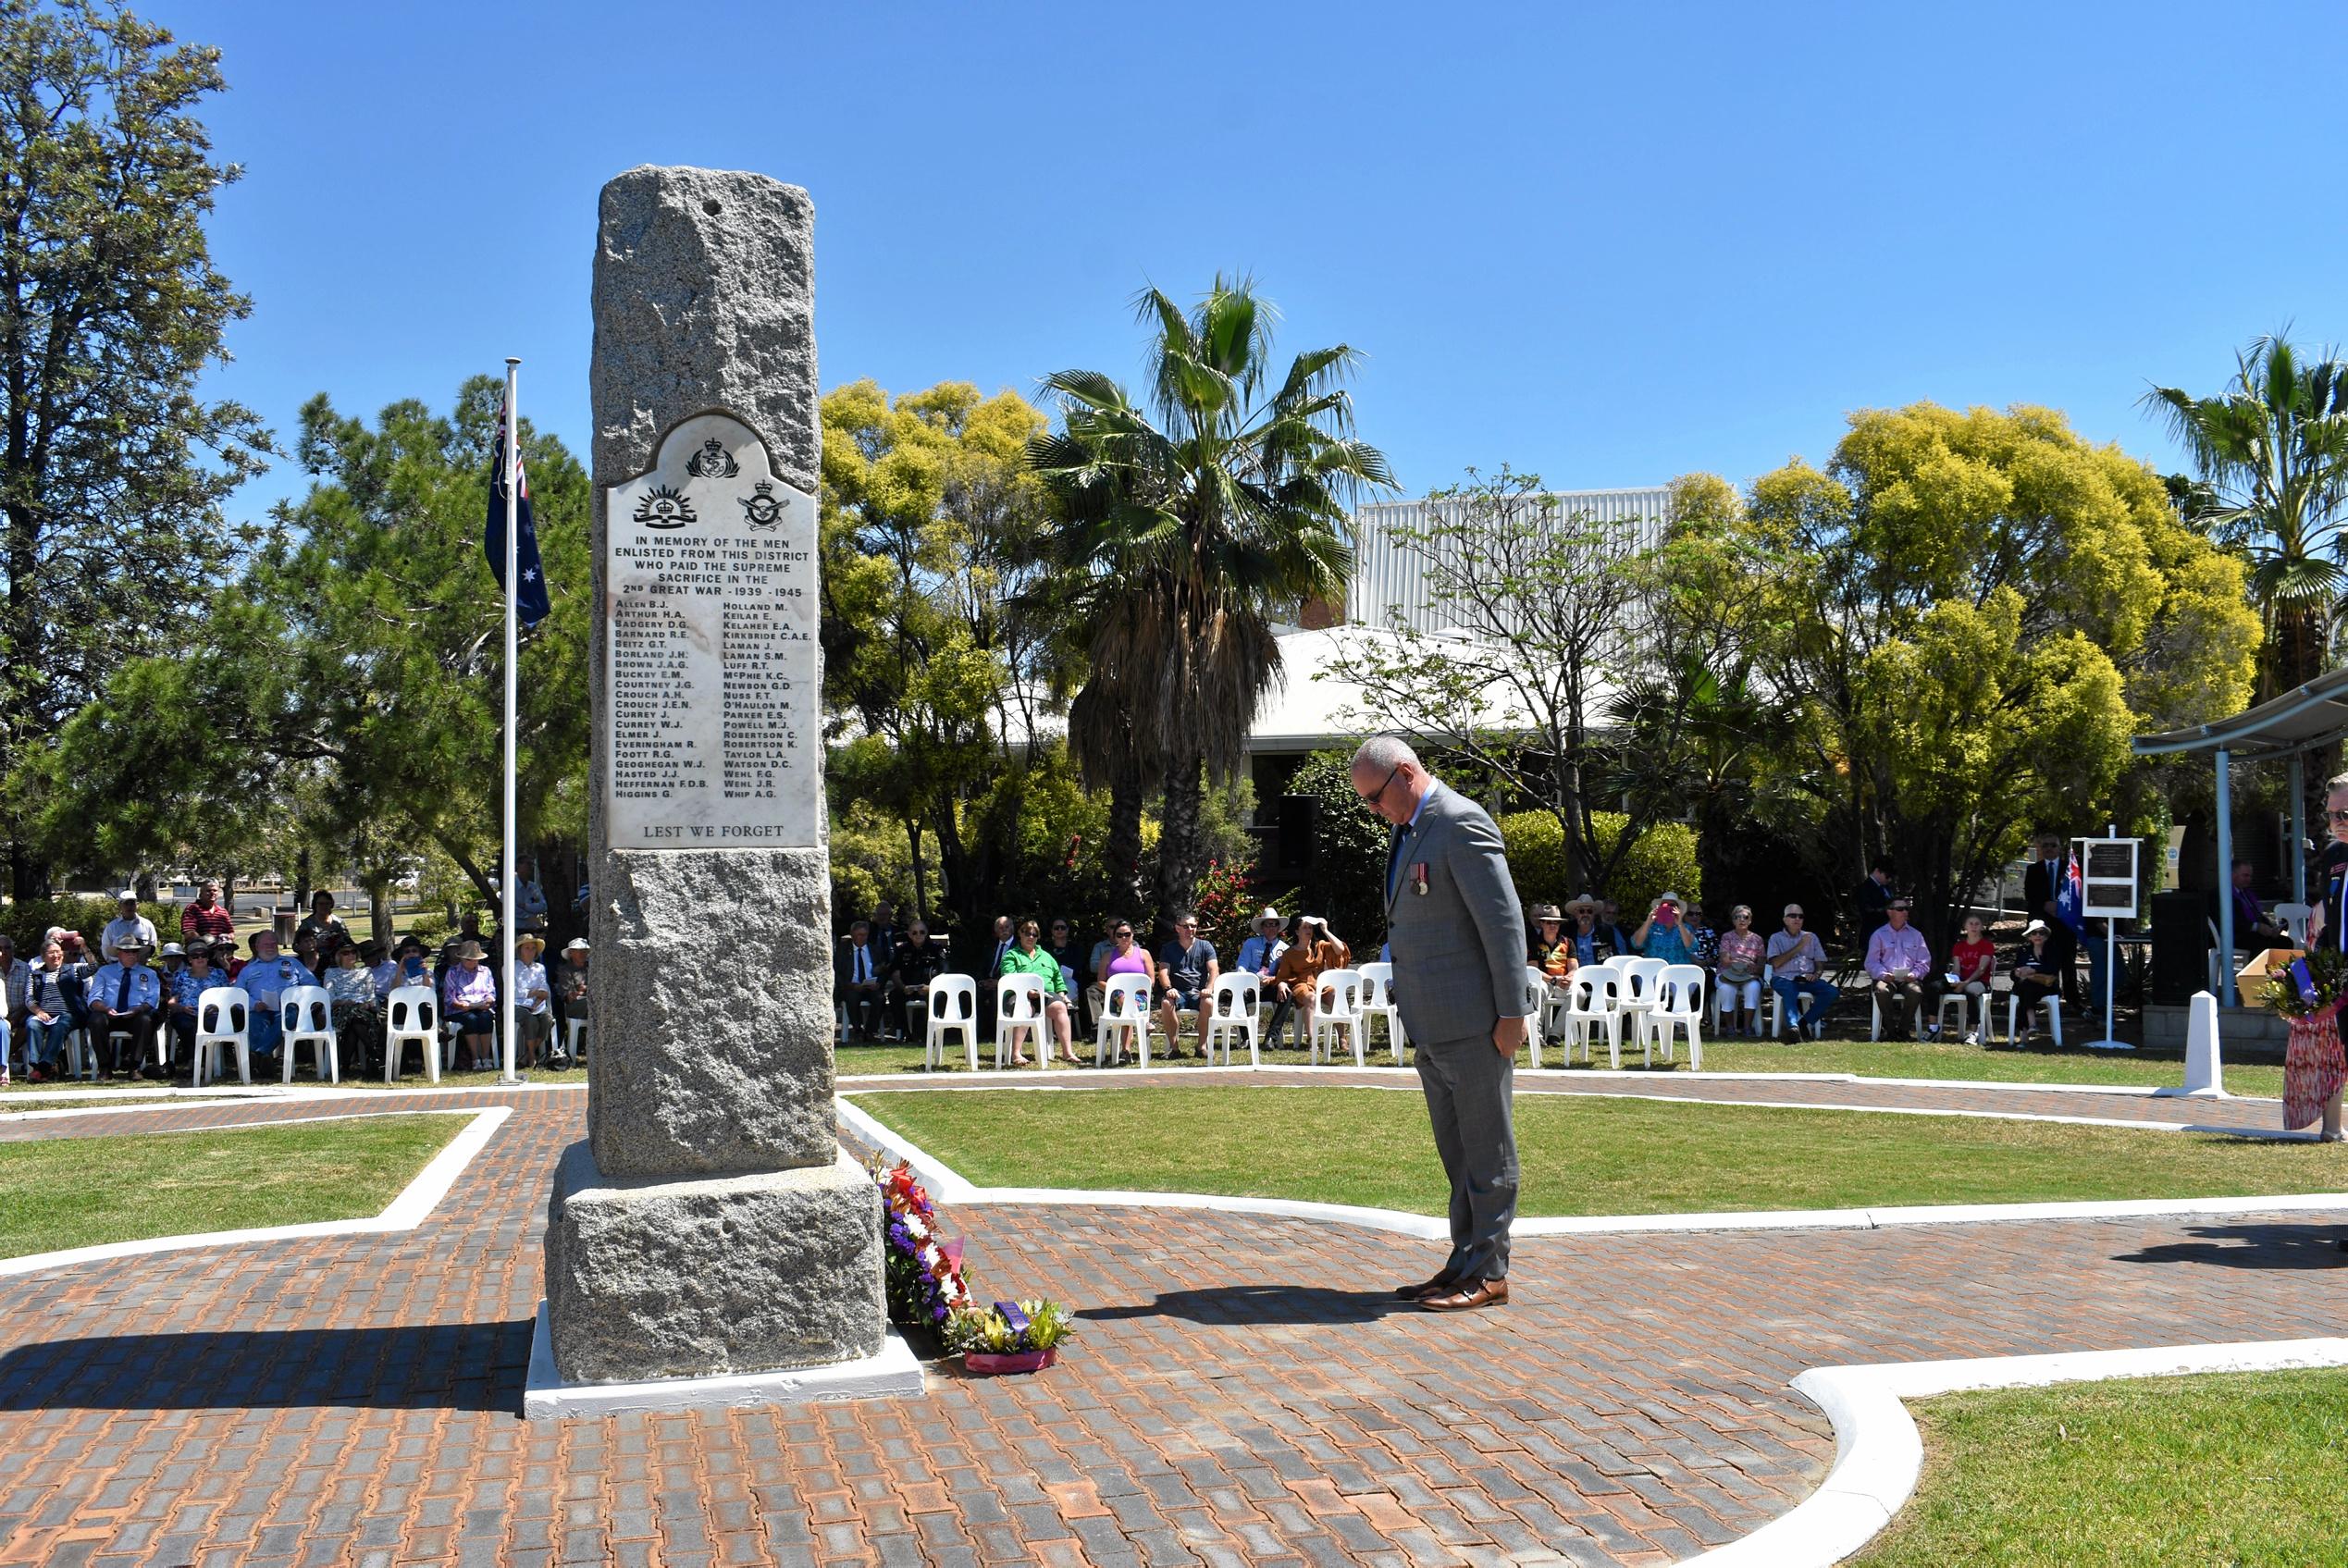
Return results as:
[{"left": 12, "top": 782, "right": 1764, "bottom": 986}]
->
[
  {"left": 0, "top": 0, "right": 272, "bottom": 895},
  {"left": 1026, "top": 278, "right": 1394, "bottom": 924},
  {"left": 2144, "top": 334, "right": 2348, "bottom": 696}
]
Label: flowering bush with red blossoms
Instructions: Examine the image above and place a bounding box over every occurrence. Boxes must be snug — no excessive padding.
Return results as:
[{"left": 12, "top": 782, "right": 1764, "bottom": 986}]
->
[{"left": 871, "top": 1157, "right": 971, "bottom": 1327}]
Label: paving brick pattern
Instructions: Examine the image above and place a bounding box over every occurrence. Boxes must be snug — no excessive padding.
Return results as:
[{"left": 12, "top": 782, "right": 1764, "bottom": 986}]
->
[{"left": 1, "top": 1082, "right": 2342, "bottom": 1567}]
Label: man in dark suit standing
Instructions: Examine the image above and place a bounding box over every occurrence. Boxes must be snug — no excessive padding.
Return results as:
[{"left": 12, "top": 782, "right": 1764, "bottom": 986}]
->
[
  {"left": 1353, "top": 735, "right": 1529, "bottom": 1314},
  {"left": 2021, "top": 832, "right": 2082, "bottom": 1006}
]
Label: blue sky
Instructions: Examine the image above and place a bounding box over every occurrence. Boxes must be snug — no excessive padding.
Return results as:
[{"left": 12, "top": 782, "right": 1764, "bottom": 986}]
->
[{"left": 159, "top": 0, "right": 2348, "bottom": 523}]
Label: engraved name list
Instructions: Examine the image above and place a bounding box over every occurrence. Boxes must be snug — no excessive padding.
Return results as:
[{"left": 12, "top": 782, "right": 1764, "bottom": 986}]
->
[{"left": 603, "top": 411, "right": 819, "bottom": 848}]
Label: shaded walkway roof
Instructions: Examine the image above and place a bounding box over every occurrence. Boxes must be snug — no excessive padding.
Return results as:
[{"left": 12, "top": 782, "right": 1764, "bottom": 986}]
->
[{"left": 2132, "top": 666, "right": 2348, "bottom": 759}]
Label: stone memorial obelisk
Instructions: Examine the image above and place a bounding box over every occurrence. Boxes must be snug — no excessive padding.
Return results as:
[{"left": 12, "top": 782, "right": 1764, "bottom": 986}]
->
[{"left": 535, "top": 167, "right": 904, "bottom": 1411}]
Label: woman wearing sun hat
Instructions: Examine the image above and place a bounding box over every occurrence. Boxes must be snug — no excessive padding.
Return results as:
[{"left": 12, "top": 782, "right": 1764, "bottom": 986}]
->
[
  {"left": 512, "top": 932, "right": 554, "bottom": 1068},
  {"left": 442, "top": 940, "right": 500, "bottom": 1070}
]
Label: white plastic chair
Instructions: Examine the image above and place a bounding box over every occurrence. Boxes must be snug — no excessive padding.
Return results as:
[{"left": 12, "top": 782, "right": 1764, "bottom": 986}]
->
[
  {"left": 1309, "top": 969, "right": 1366, "bottom": 1067},
  {"left": 1204, "top": 972, "right": 1261, "bottom": 1066},
  {"left": 1562, "top": 969, "right": 1626, "bottom": 1068},
  {"left": 1356, "top": 961, "right": 1407, "bottom": 1063},
  {"left": 192, "top": 986, "right": 252, "bottom": 1088},
  {"left": 1519, "top": 967, "right": 1551, "bottom": 1069},
  {"left": 1933, "top": 988, "right": 1971, "bottom": 1042},
  {"left": 1712, "top": 961, "right": 1776, "bottom": 1038},
  {"left": 1650, "top": 964, "right": 1707, "bottom": 1069},
  {"left": 1528, "top": 963, "right": 1576, "bottom": 1051},
  {"left": 61, "top": 1027, "right": 94, "bottom": 1082},
  {"left": 1615, "top": 957, "right": 1667, "bottom": 1050},
  {"left": 923, "top": 974, "right": 980, "bottom": 1071},
  {"left": 1869, "top": 982, "right": 1924, "bottom": 1041},
  {"left": 279, "top": 985, "right": 339, "bottom": 1084},
  {"left": 2008, "top": 988, "right": 2063, "bottom": 1046},
  {"left": 563, "top": 1016, "right": 588, "bottom": 1061},
  {"left": 994, "top": 972, "right": 1049, "bottom": 1068},
  {"left": 383, "top": 984, "right": 441, "bottom": 1085},
  {"left": 1094, "top": 972, "right": 1153, "bottom": 1067},
  {"left": 2273, "top": 901, "right": 2313, "bottom": 948}
]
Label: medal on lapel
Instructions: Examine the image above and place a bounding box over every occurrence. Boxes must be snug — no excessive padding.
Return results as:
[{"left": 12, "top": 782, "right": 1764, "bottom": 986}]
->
[{"left": 1412, "top": 862, "right": 1428, "bottom": 895}]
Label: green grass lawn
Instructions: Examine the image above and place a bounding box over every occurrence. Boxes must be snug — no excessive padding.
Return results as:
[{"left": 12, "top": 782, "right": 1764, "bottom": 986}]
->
[
  {"left": 851, "top": 1085, "right": 2348, "bottom": 1216},
  {"left": 0, "top": 1114, "right": 461, "bottom": 1258},
  {"left": 1854, "top": 1369, "right": 2348, "bottom": 1566}
]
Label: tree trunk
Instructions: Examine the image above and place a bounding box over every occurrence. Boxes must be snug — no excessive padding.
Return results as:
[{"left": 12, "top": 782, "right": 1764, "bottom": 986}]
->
[
  {"left": 293, "top": 846, "right": 312, "bottom": 916},
  {"left": 1154, "top": 759, "right": 1206, "bottom": 941},
  {"left": 907, "top": 817, "right": 929, "bottom": 924},
  {"left": 1104, "top": 767, "right": 1147, "bottom": 918},
  {"left": 364, "top": 876, "right": 394, "bottom": 944}
]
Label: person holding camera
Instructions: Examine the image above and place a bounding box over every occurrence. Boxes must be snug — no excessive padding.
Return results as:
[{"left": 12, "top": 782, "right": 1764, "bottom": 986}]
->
[{"left": 1634, "top": 893, "right": 1695, "bottom": 964}]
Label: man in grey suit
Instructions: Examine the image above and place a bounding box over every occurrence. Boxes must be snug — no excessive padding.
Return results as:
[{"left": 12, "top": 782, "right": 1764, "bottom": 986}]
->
[{"left": 1352, "top": 735, "right": 1530, "bottom": 1313}]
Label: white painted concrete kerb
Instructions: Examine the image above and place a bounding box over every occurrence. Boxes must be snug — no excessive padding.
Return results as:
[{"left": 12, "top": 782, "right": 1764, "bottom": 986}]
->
[
  {"left": 834, "top": 1095, "right": 2348, "bottom": 1241},
  {"left": 0, "top": 1105, "right": 510, "bottom": 1278},
  {"left": 1687, "top": 1338, "right": 2348, "bottom": 1566}
]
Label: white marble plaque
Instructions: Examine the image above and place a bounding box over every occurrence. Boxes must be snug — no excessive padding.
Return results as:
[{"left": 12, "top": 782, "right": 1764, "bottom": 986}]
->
[{"left": 604, "top": 411, "right": 817, "bottom": 848}]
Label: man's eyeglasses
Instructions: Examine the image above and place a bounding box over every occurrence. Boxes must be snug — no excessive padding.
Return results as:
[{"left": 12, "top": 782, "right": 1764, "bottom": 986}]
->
[
  {"left": 1355, "top": 763, "right": 1402, "bottom": 807},
  {"left": 2328, "top": 809, "right": 2348, "bottom": 822}
]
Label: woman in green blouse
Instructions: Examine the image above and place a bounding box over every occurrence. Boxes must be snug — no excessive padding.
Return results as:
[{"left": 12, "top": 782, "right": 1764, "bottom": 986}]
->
[{"left": 999, "top": 918, "right": 1081, "bottom": 1066}]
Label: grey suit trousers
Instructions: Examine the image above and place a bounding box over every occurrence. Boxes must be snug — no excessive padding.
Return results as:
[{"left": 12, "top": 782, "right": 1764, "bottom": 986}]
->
[{"left": 1415, "top": 1031, "right": 1518, "bottom": 1280}]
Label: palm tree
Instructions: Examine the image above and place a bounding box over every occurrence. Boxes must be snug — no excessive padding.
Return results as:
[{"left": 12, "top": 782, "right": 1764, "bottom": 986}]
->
[
  {"left": 2144, "top": 334, "right": 2348, "bottom": 696},
  {"left": 1025, "top": 278, "right": 1395, "bottom": 926}
]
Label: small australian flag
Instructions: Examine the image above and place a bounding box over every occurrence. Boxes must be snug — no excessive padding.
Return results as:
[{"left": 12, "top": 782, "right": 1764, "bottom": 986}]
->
[
  {"left": 2055, "top": 847, "right": 2086, "bottom": 936},
  {"left": 485, "top": 393, "right": 551, "bottom": 627}
]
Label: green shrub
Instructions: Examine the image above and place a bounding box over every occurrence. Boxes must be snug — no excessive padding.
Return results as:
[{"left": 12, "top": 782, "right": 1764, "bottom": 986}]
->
[
  {"left": 1191, "top": 858, "right": 1257, "bottom": 960},
  {"left": 1499, "top": 810, "right": 1701, "bottom": 917},
  {"left": 405, "top": 909, "right": 453, "bottom": 948},
  {"left": 3, "top": 895, "right": 174, "bottom": 959}
]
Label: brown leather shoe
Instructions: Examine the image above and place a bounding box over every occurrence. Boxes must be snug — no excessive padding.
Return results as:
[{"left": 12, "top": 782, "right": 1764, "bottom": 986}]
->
[
  {"left": 1393, "top": 1273, "right": 1456, "bottom": 1302},
  {"left": 1419, "top": 1278, "right": 1509, "bottom": 1313}
]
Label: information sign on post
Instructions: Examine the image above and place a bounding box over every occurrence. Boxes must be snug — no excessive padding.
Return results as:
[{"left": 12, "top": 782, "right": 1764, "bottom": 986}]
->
[{"left": 2078, "top": 833, "right": 2138, "bottom": 1049}]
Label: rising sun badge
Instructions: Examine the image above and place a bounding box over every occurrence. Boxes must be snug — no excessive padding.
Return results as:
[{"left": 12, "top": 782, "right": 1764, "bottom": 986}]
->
[{"left": 634, "top": 485, "right": 697, "bottom": 529}]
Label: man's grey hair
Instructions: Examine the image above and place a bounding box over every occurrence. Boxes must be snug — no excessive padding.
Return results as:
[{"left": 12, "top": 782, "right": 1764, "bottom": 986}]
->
[{"left": 1351, "top": 735, "right": 1422, "bottom": 775}]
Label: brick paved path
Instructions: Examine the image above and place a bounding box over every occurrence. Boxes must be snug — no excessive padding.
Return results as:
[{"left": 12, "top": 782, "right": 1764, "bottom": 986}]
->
[{"left": 2, "top": 1083, "right": 2342, "bottom": 1568}]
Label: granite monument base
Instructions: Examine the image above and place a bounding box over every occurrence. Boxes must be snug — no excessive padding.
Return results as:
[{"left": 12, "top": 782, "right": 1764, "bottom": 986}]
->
[
  {"left": 524, "top": 1305, "right": 921, "bottom": 1421},
  {"left": 543, "top": 1142, "right": 886, "bottom": 1386}
]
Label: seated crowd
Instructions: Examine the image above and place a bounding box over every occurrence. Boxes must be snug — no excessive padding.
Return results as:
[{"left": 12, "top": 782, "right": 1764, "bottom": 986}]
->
[
  {"left": 1526, "top": 885, "right": 2077, "bottom": 1044},
  {"left": 834, "top": 899, "right": 1358, "bottom": 1064},
  {"left": 4, "top": 882, "right": 593, "bottom": 1084}
]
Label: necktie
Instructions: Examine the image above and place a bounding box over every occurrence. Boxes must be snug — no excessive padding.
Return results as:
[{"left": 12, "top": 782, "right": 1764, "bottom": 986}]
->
[
  {"left": 856, "top": 946, "right": 869, "bottom": 983},
  {"left": 117, "top": 967, "right": 130, "bottom": 1008},
  {"left": 1388, "top": 824, "right": 1413, "bottom": 897}
]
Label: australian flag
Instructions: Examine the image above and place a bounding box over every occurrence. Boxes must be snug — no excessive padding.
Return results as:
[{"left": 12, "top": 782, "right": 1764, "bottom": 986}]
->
[
  {"left": 2054, "top": 847, "right": 2086, "bottom": 936},
  {"left": 485, "top": 395, "right": 550, "bottom": 627}
]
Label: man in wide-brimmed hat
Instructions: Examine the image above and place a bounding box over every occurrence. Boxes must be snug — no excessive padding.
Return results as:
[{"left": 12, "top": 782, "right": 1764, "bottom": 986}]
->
[{"left": 87, "top": 932, "right": 163, "bottom": 1078}]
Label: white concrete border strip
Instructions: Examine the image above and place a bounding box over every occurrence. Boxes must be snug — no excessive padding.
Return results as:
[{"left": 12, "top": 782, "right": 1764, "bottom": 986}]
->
[
  {"left": 834, "top": 1060, "right": 2283, "bottom": 1105},
  {"left": 0, "top": 1105, "right": 511, "bottom": 1278},
  {"left": 834, "top": 1093, "right": 2348, "bottom": 1239},
  {"left": 1687, "top": 1337, "right": 2348, "bottom": 1566}
]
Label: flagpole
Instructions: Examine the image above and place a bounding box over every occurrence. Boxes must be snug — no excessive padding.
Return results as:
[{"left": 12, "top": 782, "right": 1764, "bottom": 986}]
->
[{"left": 500, "top": 357, "right": 522, "bottom": 1086}]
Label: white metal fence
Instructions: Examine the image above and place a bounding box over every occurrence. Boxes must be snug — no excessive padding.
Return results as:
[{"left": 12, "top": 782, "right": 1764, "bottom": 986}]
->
[{"left": 1347, "top": 487, "right": 1673, "bottom": 634}]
